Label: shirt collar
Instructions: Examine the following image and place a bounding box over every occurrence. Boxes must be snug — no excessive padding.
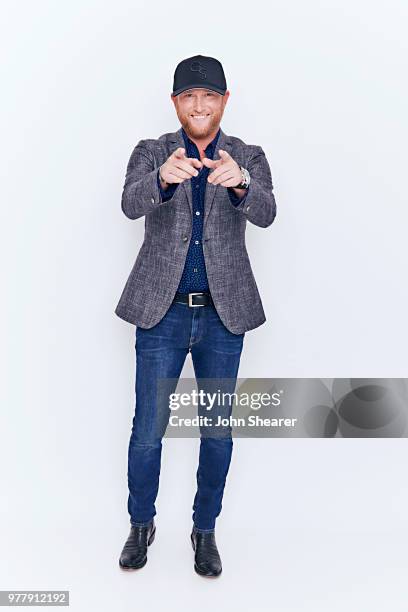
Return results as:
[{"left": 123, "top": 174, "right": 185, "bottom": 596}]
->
[{"left": 181, "top": 126, "right": 221, "bottom": 156}]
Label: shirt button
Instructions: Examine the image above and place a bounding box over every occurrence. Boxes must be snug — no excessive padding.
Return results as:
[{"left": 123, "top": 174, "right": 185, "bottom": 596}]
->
[
  {"left": 195, "top": 240, "right": 199, "bottom": 245},
  {"left": 196, "top": 185, "right": 200, "bottom": 189},
  {"left": 195, "top": 211, "right": 200, "bottom": 216},
  {"left": 193, "top": 268, "right": 198, "bottom": 272},
  {"left": 151, "top": 197, "right": 155, "bottom": 204}
]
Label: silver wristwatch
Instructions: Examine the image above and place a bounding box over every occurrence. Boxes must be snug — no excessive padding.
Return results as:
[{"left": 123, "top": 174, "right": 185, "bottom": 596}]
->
[{"left": 236, "top": 166, "right": 251, "bottom": 189}]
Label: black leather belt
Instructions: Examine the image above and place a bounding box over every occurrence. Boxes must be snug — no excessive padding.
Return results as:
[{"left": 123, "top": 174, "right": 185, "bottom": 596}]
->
[{"left": 173, "top": 292, "right": 213, "bottom": 307}]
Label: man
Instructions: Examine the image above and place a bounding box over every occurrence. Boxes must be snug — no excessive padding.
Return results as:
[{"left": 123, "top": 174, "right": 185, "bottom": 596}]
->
[{"left": 116, "top": 55, "right": 277, "bottom": 577}]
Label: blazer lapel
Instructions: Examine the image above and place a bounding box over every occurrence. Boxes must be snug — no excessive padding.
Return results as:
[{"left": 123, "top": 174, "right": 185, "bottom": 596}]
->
[
  {"left": 166, "top": 129, "right": 193, "bottom": 216},
  {"left": 166, "top": 127, "right": 233, "bottom": 228},
  {"left": 203, "top": 128, "right": 232, "bottom": 232}
]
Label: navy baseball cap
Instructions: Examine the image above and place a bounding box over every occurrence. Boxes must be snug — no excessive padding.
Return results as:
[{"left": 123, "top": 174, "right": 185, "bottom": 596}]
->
[{"left": 172, "top": 55, "right": 227, "bottom": 96}]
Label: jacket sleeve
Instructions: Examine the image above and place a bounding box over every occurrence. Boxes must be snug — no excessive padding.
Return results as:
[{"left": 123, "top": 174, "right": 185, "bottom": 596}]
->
[
  {"left": 121, "top": 141, "right": 177, "bottom": 220},
  {"left": 227, "top": 186, "right": 249, "bottom": 207},
  {"left": 228, "top": 146, "right": 277, "bottom": 228},
  {"left": 156, "top": 168, "right": 179, "bottom": 202}
]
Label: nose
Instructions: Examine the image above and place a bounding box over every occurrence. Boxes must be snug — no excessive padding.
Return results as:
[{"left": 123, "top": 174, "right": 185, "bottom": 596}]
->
[{"left": 193, "top": 96, "right": 205, "bottom": 113}]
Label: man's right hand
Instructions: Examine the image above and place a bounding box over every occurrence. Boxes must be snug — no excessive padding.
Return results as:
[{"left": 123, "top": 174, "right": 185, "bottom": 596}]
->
[{"left": 159, "top": 147, "right": 202, "bottom": 189}]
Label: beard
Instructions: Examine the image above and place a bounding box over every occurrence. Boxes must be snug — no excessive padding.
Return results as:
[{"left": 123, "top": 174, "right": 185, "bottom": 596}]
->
[{"left": 177, "top": 109, "right": 223, "bottom": 140}]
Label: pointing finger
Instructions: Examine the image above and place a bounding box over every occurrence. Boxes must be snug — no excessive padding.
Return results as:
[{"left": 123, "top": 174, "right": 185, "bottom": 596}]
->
[
  {"left": 202, "top": 157, "right": 222, "bottom": 168},
  {"left": 188, "top": 157, "right": 203, "bottom": 169},
  {"left": 218, "top": 149, "right": 231, "bottom": 160},
  {"left": 173, "top": 159, "right": 200, "bottom": 177},
  {"left": 173, "top": 147, "right": 186, "bottom": 159}
]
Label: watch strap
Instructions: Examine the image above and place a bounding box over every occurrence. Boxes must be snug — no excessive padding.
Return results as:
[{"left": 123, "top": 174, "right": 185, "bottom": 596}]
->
[{"left": 236, "top": 166, "right": 250, "bottom": 189}]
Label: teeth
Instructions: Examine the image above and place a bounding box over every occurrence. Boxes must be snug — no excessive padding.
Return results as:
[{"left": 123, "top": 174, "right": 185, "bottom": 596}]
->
[{"left": 191, "top": 115, "right": 209, "bottom": 119}]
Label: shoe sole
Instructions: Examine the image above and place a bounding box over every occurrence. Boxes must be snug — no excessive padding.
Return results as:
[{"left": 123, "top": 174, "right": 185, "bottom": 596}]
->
[
  {"left": 190, "top": 534, "right": 222, "bottom": 578},
  {"left": 119, "top": 526, "right": 156, "bottom": 571}
]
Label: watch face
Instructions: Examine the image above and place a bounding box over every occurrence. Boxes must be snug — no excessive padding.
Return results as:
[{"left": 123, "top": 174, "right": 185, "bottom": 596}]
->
[
  {"left": 239, "top": 166, "right": 250, "bottom": 187},
  {"left": 236, "top": 166, "right": 250, "bottom": 189}
]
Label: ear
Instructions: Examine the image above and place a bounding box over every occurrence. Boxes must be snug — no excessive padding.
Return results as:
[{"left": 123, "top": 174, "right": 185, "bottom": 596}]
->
[{"left": 222, "top": 90, "right": 230, "bottom": 107}]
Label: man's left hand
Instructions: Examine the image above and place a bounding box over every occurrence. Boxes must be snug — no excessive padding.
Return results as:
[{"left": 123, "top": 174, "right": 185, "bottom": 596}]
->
[{"left": 202, "top": 150, "right": 242, "bottom": 187}]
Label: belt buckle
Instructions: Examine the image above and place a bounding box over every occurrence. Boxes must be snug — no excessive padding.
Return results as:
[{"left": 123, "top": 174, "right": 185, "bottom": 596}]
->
[{"left": 188, "top": 292, "right": 205, "bottom": 307}]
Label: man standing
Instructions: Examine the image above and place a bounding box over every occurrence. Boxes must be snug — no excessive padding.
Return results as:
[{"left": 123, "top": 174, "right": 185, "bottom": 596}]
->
[{"left": 116, "top": 55, "right": 277, "bottom": 577}]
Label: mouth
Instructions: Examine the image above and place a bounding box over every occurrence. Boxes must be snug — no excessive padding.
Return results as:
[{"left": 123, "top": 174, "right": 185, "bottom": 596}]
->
[{"left": 190, "top": 114, "right": 210, "bottom": 121}]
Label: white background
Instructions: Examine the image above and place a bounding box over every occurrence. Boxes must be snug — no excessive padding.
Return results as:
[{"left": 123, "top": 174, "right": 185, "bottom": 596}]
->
[{"left": 1, "top": 0, "right": 407, "bottom": 610}]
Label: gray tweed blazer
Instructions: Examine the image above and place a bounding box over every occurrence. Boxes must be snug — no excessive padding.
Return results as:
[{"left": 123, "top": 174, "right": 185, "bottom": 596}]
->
[{"left": 115, "top": 127, "right": 277, "bottom": 335}]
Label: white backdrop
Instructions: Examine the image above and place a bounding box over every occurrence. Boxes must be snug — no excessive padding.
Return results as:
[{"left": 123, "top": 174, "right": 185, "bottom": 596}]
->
[{"left": 1, "top": 1, "right": 408, "bottom": 610}]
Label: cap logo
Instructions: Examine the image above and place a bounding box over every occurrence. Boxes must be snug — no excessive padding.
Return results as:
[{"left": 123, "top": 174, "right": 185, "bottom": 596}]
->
[{"left": 190, "top": 61, "right": 207, "bottom": 80}]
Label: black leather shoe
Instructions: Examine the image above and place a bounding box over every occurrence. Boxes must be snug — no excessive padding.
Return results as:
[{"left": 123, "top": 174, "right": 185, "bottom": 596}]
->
[
  {"left": 191, "top": 527, "right": 222, "bottom": 577},
  {"left": 119, "top": 520, "right": 156, "bottom": 570}
]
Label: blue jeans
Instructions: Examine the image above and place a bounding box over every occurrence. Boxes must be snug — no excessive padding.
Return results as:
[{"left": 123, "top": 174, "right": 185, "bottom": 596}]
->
[{"left": 127, "top": 300, "right": 245, "bottom": 532}]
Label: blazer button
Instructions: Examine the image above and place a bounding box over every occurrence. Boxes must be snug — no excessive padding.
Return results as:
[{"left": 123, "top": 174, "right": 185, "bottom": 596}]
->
[
  {"left": 151, "top": 197, "right": 155, "bottom": 204},
  {"left": 246, "top": 205, "right": 251, "bottom": 211},
  {"left": 182, "top": 236, "right": 188, "bottom": 242}
]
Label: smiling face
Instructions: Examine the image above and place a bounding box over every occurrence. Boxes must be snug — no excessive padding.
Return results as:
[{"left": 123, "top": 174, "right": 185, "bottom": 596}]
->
[{"left": 171, "top": 88, "right": 230, "bottom": 141}]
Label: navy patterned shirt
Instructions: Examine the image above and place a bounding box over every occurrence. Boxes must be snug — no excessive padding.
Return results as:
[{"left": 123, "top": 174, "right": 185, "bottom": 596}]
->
[{"left": 156, "top": 127, "right": 247, "bottom": 293}]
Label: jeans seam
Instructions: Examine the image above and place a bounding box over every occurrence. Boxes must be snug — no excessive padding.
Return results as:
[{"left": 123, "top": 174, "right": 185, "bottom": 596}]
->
[
  {"left": 130, "top": 519, "right": 153, "bottom": 528},
  {"left": 193, "top": 525, "right": 215, "bottom": 533}
]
